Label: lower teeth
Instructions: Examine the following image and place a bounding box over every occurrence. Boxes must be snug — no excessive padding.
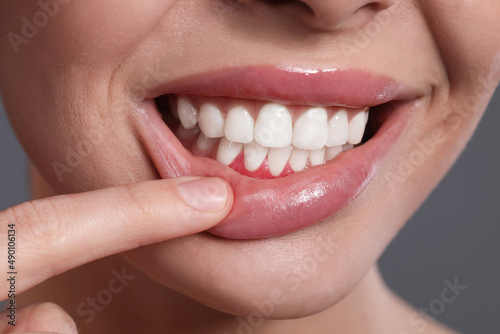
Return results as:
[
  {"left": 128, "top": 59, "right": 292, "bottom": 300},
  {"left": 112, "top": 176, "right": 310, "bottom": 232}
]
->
[{"left": 175, "top": 124, "right": 360, "bottom": 177}]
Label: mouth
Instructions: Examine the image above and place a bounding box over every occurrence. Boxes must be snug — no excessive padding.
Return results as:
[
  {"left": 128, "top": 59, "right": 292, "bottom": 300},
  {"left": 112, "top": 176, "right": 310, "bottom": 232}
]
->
[{"left": 137, "top": 66, "right": 420, "bottom": 239}]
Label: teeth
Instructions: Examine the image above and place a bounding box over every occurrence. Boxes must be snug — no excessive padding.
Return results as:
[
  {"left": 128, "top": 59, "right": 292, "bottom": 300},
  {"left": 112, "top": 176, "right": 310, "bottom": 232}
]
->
[
  {"left": 172, "top": 96, "right": 369, "bottom": 175},
  {"left": 244, "top": 141, "right": 269, "bottom": 171},
  {"left": 309, "top": 147, "right": 326, "bottom": 166},
  {"left": 178, "top": 96, "right": 199, "bottom": 130},
  {"left": 348, "top": 110, "right": 369, "bottom": 145},
  {"left": 199, "top": 103, "right": 225, "bottom": 138},
  {"left": 327, "top": 109, "right": 349, "bottom": 147},
  {"left": 289, "top": 148, "right": 309, "bottom": 172},
  {"left": 292, "top": 108, "right": 328, "bottom": 150},
  {"left": 255, "top": 103, "right": 293, "bottom": 148},
  {"left": 225, "top": 106, "right": 255, "bottom": 144},
  {"left": 325, "top": 146, "right": 343, "bottom": 161},
  {"left": 268, "top": 146, "right": 293, "bottom": 176},
  {"left": 216, "top": 138, "right": 243, "bottom": 166},
  {"left": 196, "top": 133, "right": 217, "bottom": 151}
]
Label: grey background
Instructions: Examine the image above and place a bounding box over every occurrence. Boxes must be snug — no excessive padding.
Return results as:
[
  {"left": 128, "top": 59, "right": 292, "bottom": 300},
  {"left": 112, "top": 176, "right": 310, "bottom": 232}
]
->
[{"left": 1, "top": 88, "right": 499, "bottom": 333}]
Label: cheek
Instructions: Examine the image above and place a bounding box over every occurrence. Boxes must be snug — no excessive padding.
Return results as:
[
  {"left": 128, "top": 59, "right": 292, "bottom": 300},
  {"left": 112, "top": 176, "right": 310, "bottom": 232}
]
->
[
  {"left": 0, "top": 0, "right": 174, "bottom": 192},
  {"left": 0, "top": 1, "right": 173, "bottom": 60},
  {"left": 420, "top": 0, "right": 500, "bottom": 82},
  {"left": 49, "top": 0, "right": 177, "bottom": 62}
]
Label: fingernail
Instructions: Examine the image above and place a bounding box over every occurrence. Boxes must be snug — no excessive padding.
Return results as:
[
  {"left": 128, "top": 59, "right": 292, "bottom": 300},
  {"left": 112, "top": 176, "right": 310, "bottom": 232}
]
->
[{"left": 177, "top": 178, "right": 228, "bottom": 211}]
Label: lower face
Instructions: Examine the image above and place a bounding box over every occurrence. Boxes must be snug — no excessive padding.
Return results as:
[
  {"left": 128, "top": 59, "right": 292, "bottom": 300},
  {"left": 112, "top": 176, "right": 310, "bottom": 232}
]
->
[{"left": 1, "top": 0, "right": 499, "bottom": 318}]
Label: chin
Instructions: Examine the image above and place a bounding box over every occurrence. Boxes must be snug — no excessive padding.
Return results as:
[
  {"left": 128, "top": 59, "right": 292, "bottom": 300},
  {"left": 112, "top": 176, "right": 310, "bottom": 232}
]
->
[{"left": 122, "top": 176, "right": 408, "bottom": 319}]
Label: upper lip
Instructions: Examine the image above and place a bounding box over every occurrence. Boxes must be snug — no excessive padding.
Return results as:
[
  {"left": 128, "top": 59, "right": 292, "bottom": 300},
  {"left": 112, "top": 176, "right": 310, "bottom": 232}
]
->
[
  {"left": 146, "top": 65, "right": 421, "bottom": 107},
  {"left": 137, "top": 65, "right": 422, "bottom": 239}
]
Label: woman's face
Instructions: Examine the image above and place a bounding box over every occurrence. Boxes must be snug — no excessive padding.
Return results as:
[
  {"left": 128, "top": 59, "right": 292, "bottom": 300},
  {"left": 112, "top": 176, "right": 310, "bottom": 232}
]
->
[{"left": 1, "top": 0, "right": 499, "bottom": 318}]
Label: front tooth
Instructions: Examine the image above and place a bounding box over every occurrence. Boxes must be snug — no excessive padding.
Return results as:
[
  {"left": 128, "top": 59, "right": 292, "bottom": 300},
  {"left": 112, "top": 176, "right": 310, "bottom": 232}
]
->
[
  {"left": 289, "top": 148, "right": 309, "bottom": 172},
  {"left": 325, "top": 146, "right": 342, "bottom": 161},
  {"left": 327, "top": 109, "right": 349, "bottom": 147},
  {"left": 255, "top": 103, "right": 293, "bottom": 148},
  {"left": 225, "top": 106, "right": 255, "bottom": 144},
  {"left": 199, "top": 103, "right": 225, "bottom": 138},
  {"left": 267, "top": 146, "right": 293, "bottom": 176},
  {"left": 216, "top": 138, "right": 243, "bottom": 166},
  {"left": 292, "top": 108, "right": 328, "bottom": 150},
  {"left": 309, "top": 147, "right": 326, "bottom": 166},
  {"left": 178, "top": 96, "right": 198, "bottom": 129},
  {"left": 244, "top": 141, "right": 269, "bottom": 171},
  {"left": 348, "top": 110, "right": 369, "bottom": 145},
  {"left": 196, "top": 133, "right": 218, "bottom": 151}
]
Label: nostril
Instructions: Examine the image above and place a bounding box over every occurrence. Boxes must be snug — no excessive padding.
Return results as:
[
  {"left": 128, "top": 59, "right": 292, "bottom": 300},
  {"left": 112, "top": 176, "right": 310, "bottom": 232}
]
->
[
  {"left": 264, "top": 0, "right": 314, "bottom": 15},
  {"left": 359, "top": 2, "right": 389, "bottom": 14}
]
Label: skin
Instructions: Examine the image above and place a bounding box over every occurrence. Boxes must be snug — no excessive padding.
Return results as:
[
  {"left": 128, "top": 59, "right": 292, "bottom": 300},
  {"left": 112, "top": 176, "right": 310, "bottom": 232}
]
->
[{"left": 0, "top": 0, "right": 499, "bottom": 333}]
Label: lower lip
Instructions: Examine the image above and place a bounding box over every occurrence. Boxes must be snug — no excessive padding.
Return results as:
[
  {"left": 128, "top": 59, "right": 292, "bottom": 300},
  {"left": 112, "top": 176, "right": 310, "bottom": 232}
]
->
[{"left": 138, "top": 100, "right": 414, "bottom": 240}]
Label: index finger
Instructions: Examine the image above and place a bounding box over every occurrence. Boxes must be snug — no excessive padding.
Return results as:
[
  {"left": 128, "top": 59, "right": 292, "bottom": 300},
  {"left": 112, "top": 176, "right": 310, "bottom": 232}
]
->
[{"left": 0, "top": 177, "right": 232, "bottom": 296}]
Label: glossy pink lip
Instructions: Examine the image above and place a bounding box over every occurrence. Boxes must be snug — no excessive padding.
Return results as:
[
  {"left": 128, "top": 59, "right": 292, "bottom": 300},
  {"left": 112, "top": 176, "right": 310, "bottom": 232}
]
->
[
  {"left": 148, "top": 66, "right": 416, "bottom": 107},
  {"left": 137, "top": 66, "right": 419, "bottom": 239}
]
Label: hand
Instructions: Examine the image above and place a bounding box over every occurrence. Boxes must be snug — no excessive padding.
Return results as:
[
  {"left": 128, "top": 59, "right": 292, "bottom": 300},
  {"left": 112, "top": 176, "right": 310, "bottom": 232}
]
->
[{"left": 0, "top": 177, "right": 233, "bottom": 333}]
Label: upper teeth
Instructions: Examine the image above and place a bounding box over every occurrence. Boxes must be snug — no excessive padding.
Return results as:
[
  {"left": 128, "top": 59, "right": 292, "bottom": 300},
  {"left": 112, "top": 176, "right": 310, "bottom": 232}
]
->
[
  {"left": 293, "top": 107, "right": 328, "bottom": 150},
  {"left": 225, "top": 106, "right": 255, "bottom": 144},
  {"left": 174, "top": 96, "right": 370, "bottom": 176},
  {"left": 199, "top": 103, "right": 224, "bottom": 138},
  {"left": 255, "top": 103, "right": 293, "bottom": 148},
  {"left": 177, "top": 96, "right": 199, "bottom": 130}
]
